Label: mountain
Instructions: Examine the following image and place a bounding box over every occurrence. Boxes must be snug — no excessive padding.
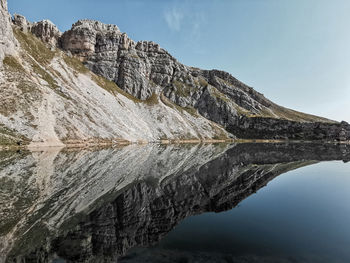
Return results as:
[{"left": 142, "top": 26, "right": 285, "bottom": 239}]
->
[
  {"left": 1, "top": 143, "right": 349, "bottom": 262},
  {"left": 0, "top": 0, "right": 349, "bottom": 147}
]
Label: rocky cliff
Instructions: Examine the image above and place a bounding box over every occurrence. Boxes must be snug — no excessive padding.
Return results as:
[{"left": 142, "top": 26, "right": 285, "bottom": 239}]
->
[
  {"left": 1, "top": 12, "right": 230, "bottom": 147},
  {"left": 0, "top": 0, "right": 349, "bottom": 146},
  {"left": 59, "top": 19, "right": 350, "bottom": 141},
  {"left": 1, "top": 143, "right": 349, "bottom": 262},
  {"left": 0, "top": 0, "right": 16, "bottom": 66}
]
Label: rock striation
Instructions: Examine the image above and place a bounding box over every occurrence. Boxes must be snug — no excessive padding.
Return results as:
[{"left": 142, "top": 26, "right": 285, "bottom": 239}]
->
[
  {"left": 13, "top": 14, "right": 62, "bottom": 47},
  {"left": 59, "top": 19, "right": 176, "bottom": 100},
  {"left": 59, "top": 17, "right": 350, "bottom": 141},
  {"left": 0, "top": 0, "right": 16, "bottom": 67},
  {"left": 1, "top": 14, "right": 230, "bottom": 146},
  {"left": 0, "top": 0, "right": 349, "bottom": 145}
]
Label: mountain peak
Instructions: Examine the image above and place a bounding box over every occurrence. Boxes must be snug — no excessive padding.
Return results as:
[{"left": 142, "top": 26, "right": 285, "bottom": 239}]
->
[
  {"left": 0, "top": 3, "right": 349, "bottom": 147},
  {"left": 0, "top": 0, "right": 7, "bottom": 11},
  {"left": 72, "top": 19, "right": 121, "bottom": 33}
]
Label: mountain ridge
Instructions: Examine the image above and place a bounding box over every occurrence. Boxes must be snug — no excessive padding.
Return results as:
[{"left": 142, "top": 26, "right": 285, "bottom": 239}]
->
[{"left": 0, "top": 1, "right": 349, "bottom": 146}]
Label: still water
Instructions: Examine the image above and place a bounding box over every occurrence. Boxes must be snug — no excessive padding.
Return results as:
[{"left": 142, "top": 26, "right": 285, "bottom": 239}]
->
[{"left": 0, "top": 143, "right": 349, "bottom": 263}]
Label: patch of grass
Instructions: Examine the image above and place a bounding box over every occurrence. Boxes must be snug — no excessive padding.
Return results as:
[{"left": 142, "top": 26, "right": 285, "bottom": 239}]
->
[
  {"left": 30, "top": 60, "right": 59, "bottom": 89},
  {"left": 63, "top": 55, "right": 90, "bottom": 74},
  {"left": 160, "top": 94, "right": 197, "bottom": 117},
  {"left": 91, "top": 74, "right": 160, "bottom": 105},
  {"left": 13, "top": 29, "right": 70, "bottom": 98},
  {"left": 183, "top": 106, "right": 198, "bottom": 116},
  {"left": 172, "top": 80, "right": 192, "bottom": 97},
  {"left": 0, "top": 135, "right": 18, "bottom": 146},
  {"left": 216, "top": 75, "right": 335, "bottom": 123},
  {"left": 91, "top": 74, "right": 142, "bottom": 103},
  {"left": 0, "top": 125, "right": 29, "bottom": 146},
  {"left": 196, "top": 77, "right": 208, "bottom": 87},
  {"left": 209, "top": 86, "right": 230, "bottom": 103},
  {"left": 143, "top": 92, "right": 159, "bottom": 105},
  {"left": 17, "top": 81, "right": 38, "bottom": 94},
  {"left": 3, "top": 56, "right": 24, "bottom": 72},
  {"left": 13, "top": 28, "right": 57, "bottom": 65},
  {"left": 207, "top": 87, "right": 251, "bottom": 116},
  {"left": 0, "top": 97, "right": 17, "bottom": 117},
  {"left": 212, "top": 133, "right": 229, "bottom": 140},
  {"left": 269, "top": 105, "right": 337, "bottom": 123}
]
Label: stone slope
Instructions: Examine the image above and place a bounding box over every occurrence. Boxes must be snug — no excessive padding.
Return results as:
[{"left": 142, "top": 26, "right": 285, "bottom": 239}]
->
[
  {"left": 0, "top": 1, "right": 350, "bottom": 144},
  {"left": 0, "top": 17, "right": 230, "bottom": 146},
  {"left": 59, "top": 19, "right": 350, "bottom": 141}
]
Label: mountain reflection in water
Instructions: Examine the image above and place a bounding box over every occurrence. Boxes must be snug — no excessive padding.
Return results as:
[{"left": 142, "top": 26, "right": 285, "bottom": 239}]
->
[{"left": 0, "top": 143, "right": 349, "bottom": 263}]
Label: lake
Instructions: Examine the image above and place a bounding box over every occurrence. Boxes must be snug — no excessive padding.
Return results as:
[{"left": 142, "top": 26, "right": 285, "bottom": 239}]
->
[{"left": 0, "top": 143, "right": 349, "bottom": 263}]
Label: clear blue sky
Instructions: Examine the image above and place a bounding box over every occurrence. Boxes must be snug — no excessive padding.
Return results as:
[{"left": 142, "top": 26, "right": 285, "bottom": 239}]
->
[{"left": 8, "top": 0, "right": 350, "bottom": 122}]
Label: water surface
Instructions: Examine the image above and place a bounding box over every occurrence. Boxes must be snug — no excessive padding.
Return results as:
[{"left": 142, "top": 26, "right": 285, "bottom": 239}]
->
[{"left": 0, "top": 143, "right": 349, "bottom": 263}]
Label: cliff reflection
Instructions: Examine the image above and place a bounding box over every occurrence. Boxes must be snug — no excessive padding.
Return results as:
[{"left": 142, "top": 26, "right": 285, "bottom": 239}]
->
[{"left": 0, "top": 143, "right": 349, "bottom": 262}]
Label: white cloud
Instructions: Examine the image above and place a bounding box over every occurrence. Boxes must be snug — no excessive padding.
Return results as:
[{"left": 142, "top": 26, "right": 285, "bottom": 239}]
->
[
  {"left": 163, "top": 2, "right": 207, "bottom": 54},
  {"left": 164, "top": 7, "right": 184, "bottom": 31}
]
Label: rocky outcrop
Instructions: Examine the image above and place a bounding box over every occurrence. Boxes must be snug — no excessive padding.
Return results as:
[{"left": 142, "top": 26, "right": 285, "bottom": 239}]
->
[
  {"left": 2, "top": 12, "right": 230, "bottom": 146},
  {"left": 2, "top": 143, "right": 350, "bottom": 262},
  {"left": 0, "top": 0, "right": 17, "bottom": 66},
  {"left": 58, "top": 18, "right": 350, "bottom": 141},
  {"left": 60, "top": 19, "right": 180, "bottom": 100},
  {"left": 228, "top": 116, "right": 350, "bottom": 140},
  {"left": 0, "top": 1, "right": 349, "bottom": 144},
  {"left": 60, "top": 20, "right": 122, "bottom": 56},
  {"left": 13, "top": 14, "right": 61, "bottom": 46}
]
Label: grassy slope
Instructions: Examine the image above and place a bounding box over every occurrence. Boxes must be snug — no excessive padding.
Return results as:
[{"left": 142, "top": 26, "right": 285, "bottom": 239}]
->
[
  {"left": 0, "top": 28, "right": 230, "bottom": 145},
  {"left": 215, "top": 77, "right": 336, "bottom": 123}
]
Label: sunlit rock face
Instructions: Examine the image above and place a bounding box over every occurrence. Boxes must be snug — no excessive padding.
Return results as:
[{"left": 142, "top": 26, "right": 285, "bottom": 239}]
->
[
  {"left": 1, "top": 143, "right": 349, "bottom": 262},
  {"left": 1, "top": 0, "right": 349, "bottom": 144},
  {"left": 61, "top": 19, "right": 177, "bottom": 100},
  {"left": 60, "top": 20, "right": 121, "bottom": 56},
  {"left": 12, "top": 14, "right": 62, "bottom": 47},
  {"left": 58, "top": 17, "right": 350, "bottom": 141},
  {"left": 1, "top": 12, "right": 230, "bottom": 146},
  {"left": 0, "top": 0, "right": 17, "bottom": 66}
]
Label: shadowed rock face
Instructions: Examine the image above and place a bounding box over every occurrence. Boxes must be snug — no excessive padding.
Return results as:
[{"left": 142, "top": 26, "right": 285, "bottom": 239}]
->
[
  {"left": 1, "top": 0, "right": 350, "bottom": 143},
  {"left": 58, "top": 19, "right": 350, "bottom": 141},
  {"left": 1, "top": 143, "right": 349, "bottom": 262}
]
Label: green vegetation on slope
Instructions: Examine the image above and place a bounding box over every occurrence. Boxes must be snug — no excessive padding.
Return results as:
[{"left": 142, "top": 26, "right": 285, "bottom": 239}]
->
[
  {"left": 0, "top": 125, "right": 29, "bottom": 146},
  {"left": 13, "top": 28, "right": 61, "bottom": 91},
  {"left": 160, "top": 93, "right": 198, "bottom": 117},
  {"left": 63, "top": 55, "right": 90, "bottom": 74},
  {"left": 217, "top": 77, "right": 336, "bottom": 123},
  {"left": 13, "top": 28, "right": 57, "bottom": 65},
  {"left": 3, "top": 55, "right": 24, "bottom": 72},
  {"left": 92, "top": 74, "right": 142, "bottom": 103}
]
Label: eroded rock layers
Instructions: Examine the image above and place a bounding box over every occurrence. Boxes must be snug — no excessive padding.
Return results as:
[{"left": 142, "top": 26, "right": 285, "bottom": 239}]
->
[{"left": 1, "top": 0, "right": 349, "bottom": 144}]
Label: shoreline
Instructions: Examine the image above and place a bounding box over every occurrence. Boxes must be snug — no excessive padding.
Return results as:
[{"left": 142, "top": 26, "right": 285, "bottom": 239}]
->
[{"left": 0, "top": 138, "right": 349, "bottom": 151}]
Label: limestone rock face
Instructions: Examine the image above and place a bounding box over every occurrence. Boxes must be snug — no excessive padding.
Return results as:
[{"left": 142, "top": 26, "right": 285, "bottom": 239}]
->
[
  {"left": 59, "top": 19, "right": 350, "bottom": 141},
  {"left": 1, "top": 5, "right": 349, "bottom": 143},
  {"left": 31, "top": 19, "right": 62, "bottom": 46},
  {"left": 0, "top": 0, "right": 17, "bottom": 66},
  {"left": 12, "top": 14, "right": 30, "bottom": 32},
  {"left": 60, "top": 20, "right": 121, "bottom": 56},
  {"left": 13, "top": 14, "right": 62, "bottom": 46},
  {"left": 60, "top": 20, "right": 187, "bottom": 100},
  {"left": 1, "top": 14, "right": 230, "bottom": 146}
]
